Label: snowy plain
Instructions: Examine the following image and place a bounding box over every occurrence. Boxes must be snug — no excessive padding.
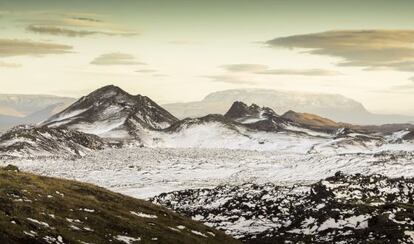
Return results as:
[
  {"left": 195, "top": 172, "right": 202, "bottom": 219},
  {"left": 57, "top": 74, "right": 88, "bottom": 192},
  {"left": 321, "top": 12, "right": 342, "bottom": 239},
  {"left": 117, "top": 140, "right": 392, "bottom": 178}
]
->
[{"left": 3, "top": 146, "right": 414, "bottom": 199}]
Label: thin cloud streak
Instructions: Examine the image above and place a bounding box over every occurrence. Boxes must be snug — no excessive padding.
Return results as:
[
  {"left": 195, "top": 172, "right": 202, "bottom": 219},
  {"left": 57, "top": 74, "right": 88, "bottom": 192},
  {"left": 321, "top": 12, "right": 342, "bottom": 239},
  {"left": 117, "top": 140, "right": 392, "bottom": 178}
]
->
[
  {"left": 221, "top": 63, "right": 341, "bottom": 76},
  {"left": 27, "top": 25, "right": 138, "bottom": 37},
  {"left": 90, "top": 52, "right": 145, "bottom": 66},
  {"left": 0, "top": 39, "right": 72, "bottom": 57},
  {"left": 257, "top": 69, "right": 342, "bottom": 76}
]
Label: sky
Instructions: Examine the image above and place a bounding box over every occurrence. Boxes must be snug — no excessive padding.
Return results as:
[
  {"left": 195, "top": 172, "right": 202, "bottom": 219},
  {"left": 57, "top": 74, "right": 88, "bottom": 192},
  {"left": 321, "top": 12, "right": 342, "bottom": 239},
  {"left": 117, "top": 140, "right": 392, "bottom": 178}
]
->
[{"left": 1, "top": 0, "right": 414, "bottom": 115}]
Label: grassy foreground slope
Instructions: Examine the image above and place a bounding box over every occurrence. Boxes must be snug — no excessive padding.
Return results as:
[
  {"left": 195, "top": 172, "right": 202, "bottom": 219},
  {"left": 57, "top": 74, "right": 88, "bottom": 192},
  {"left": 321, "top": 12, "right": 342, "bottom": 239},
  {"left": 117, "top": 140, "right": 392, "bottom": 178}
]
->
[{"left": 0, "top": 166, "right": 239, "bottom": 244}]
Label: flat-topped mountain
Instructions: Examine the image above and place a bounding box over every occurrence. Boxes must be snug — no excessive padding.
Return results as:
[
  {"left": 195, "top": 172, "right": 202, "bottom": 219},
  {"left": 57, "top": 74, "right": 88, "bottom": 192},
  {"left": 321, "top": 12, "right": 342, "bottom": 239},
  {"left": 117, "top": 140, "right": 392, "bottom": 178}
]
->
[
  {"left": 163, "top": 89, "right": 414, "bottom": 125},
  {"left": 42, "top": 85, "right": 178, "bottom": 139}
]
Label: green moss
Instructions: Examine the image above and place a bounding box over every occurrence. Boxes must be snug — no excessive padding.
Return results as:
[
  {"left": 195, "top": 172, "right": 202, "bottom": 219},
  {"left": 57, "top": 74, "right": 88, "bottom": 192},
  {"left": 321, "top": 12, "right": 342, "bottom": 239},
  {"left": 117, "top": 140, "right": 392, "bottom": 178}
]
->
[{"left": 0, "top": 169, "right": 239, "bottom": 244}]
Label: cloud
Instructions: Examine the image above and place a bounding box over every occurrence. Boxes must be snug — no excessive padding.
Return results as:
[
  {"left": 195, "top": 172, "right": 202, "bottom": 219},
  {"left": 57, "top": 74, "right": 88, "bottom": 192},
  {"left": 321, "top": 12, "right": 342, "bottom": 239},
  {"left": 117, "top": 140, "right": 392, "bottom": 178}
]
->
[
  {"left": 90, "top": 52, "right": 145, "bottom": 66},
  {"left": 0, "top": 39, "right": 72, "bottom": 57},
  {"left": 220, "top": 64, "right": 269, "bottom": 72},
  {"left": 220, "top": 63, "right": 341, "bottom": 76},
  {"left": 9, "top": 11, "right": 138, "bottom": 38},
  {"left": 70, "top": 17, "right": 102, "bottom": 23},
  {"left": 202, "top": 75, "right": 255, "bottom": 85},
  {"left": 256, "top": 68, "right": 342, "bottom": 76},
  {"left": 267, "top": 30, "right": 414, "bottom": 71},
  {"left": 0, "top": 61, "right": 21, "bottom": 68},
  {"left": 153, "top": 74, "right": 168, "bottom": 77},
  {"left": 136, "top": 69, "right": 157, "bottom": 73},
  {"left": 27, "top": 25, "right": 138, "bottom": 37}
]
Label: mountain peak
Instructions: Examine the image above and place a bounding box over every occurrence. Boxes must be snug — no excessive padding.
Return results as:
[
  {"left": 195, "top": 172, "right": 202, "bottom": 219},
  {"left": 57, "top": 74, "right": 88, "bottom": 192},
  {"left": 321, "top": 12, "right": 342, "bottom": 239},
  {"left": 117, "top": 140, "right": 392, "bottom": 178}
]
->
[
  {"left": 85, "top": 85, "right": 132, "bottom": 100},
  {"left": 42, "top": 86, "right": 178, "bottom": 139},
  {"left": 225, "top": 101, "right": 278, "bottom": 120},
  {"left": 224, "top": 101, "right": 250, "bottom": 119}
]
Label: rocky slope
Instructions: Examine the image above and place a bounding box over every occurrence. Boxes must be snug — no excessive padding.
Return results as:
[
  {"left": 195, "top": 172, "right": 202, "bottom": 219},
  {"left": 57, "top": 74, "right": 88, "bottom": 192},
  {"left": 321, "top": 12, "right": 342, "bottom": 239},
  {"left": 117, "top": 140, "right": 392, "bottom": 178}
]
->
[
  {"left": 42, "top": 85, "right": 178, "bottom": 139},
  {"left": 0, "top": 125, "right": 106, "bottom": 159},
  {"left": 0, "top": 166, "right": 238, "bottom": 244},
  {"left": 152, "top": 172, "right": 414, "bottom": 243},
  {"left": 282, "top": 110, "right": 342, "bottom": 128}
]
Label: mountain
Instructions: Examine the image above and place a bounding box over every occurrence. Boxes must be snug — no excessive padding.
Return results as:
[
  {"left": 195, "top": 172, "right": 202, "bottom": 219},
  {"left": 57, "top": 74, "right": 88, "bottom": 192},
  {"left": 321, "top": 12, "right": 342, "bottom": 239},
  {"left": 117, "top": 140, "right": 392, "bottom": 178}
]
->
[
  {"left": 224, "top": 101, "right": 279, "bottom": 124},
  {"left": 0, "top": 95, "right": 75, "bottom": 132},
  {"left": 1, "top": 87, "right": 411, "bottom": 158},
  {"left": 148, "top": 112, "right": 329, "bottom": 152},
  {"left": 163, "top": 89, "right": 414, "bottom": 125},
  {"left": 153, "top": 172, "right": 414, "bottom": 243},
  {"left": 0, "top": 125, "right": 106, "bottom": 159},
  {"left": 223, "top": 101, "right": 339, "bottom": 136},
  {"left": 42, "top": 85, "right": 178, "bottom": 139},
  {"left": 0, "top": 166, "right": 238, "bottom": 244},
  {"left": 282, "top": 110, "right": 341, "bottom": 128},
  {"left": 0, "top": 105, "right": 23, "bottom": 117},
  {"left": 148, "top": 103, "right": 335, "bottom": 152}
]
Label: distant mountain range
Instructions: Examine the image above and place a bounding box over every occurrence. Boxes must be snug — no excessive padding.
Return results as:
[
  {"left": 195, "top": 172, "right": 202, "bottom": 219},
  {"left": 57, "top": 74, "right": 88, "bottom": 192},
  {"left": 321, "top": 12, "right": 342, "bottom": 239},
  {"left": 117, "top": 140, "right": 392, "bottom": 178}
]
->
[
  {"left": 163, "top": 89, "right": 414, "bottom": 125},
  {"left": 0, "top": 95, "right": 75, "bottom": 132},
  {"left": 1, "top": 89, "right": 413, "bottom": 133},
  {"left": 1, "top": 85, "right": 413, "bottom": 158}
]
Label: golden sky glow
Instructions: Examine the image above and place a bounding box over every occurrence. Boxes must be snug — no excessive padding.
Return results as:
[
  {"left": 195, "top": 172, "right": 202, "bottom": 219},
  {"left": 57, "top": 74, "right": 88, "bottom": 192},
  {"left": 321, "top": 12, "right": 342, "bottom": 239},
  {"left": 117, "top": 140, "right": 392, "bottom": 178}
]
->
[{"left": 1, "top": 0, "right": 414, "bottom": 115}]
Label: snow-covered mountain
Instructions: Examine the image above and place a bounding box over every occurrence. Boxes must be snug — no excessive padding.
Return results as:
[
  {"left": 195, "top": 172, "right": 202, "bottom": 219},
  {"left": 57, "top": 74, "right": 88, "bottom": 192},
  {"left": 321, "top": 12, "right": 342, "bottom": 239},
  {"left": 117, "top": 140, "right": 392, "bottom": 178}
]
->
[
  {"left": 1, "top": 86, "right": 413, "bottom": 158},
  {"left": 163, "top": 89, "right": 414, "bottom": 125},
  {"left": 146, "top": 113, "right": 325, "bottom": 152},
  {"left": 0, "top": 125, "right": 105, "bottom": 159},
  {"left": 42, "top": 85, "right": 178, "bottom": 139}
]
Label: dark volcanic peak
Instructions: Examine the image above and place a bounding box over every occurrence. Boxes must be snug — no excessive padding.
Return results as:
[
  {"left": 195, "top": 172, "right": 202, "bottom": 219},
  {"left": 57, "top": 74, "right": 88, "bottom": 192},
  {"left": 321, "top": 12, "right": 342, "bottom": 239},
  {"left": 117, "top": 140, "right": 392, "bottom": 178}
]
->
[
  {"left": 0, "top": 167, "right": 238, "bottom": 244},
  {"left": 225, "top": 101, "right": 278, "bottom": 122},
  {"left": 42, "top": 85, "right": 178, "bottom": 139},
  {"left": 224, "top": 101, "right": 301, "bottom": 132},
  {"left": 153, "top": 172, "right": 414, "bottom": 243},
  {"left": 0, "top": 125, "right": 105, "bottom": 159}
]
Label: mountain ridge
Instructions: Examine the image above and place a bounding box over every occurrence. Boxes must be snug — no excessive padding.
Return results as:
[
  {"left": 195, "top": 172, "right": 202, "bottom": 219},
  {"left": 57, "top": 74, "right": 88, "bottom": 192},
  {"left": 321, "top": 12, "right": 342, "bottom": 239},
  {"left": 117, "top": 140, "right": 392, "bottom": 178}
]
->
[{"left": 1, "top": 86, "right": 413, "bottom": 158}]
